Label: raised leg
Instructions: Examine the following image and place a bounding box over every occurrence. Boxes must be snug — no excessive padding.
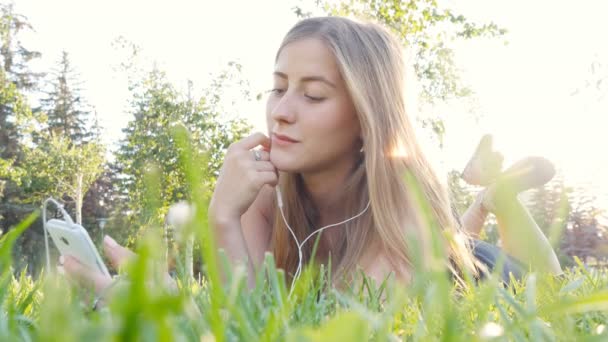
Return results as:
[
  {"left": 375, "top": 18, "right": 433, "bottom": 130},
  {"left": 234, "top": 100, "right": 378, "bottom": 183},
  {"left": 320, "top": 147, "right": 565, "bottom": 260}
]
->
[{"left": 489, "top": 189, "right": 562, "bottom": 275}]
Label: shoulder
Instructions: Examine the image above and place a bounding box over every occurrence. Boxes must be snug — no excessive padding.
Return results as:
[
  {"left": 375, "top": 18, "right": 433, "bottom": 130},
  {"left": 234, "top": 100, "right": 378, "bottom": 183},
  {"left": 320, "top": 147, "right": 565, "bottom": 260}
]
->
[{"left": 358, "top": 244, "right": 411, "bottom": 286}]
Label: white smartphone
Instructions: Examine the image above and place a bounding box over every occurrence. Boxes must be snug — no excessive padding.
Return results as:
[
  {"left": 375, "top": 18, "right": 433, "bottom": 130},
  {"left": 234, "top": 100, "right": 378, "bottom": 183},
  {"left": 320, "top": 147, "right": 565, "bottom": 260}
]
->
[{"left": 45, "top": 219, "right": 110, "bottom": 277}]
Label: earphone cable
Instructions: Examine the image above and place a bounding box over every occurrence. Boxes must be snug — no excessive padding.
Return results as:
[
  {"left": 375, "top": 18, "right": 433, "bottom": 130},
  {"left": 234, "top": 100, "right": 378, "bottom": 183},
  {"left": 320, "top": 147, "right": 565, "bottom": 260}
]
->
[{"left": 275, "top": 187, "right": 370, "bottom": 293}]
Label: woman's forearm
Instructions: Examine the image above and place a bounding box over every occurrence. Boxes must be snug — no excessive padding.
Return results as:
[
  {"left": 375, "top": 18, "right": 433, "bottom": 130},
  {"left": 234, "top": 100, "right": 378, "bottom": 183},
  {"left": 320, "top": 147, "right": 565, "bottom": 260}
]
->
[{"left": 209, "top": 215, "right": 256, "bottom": 288}]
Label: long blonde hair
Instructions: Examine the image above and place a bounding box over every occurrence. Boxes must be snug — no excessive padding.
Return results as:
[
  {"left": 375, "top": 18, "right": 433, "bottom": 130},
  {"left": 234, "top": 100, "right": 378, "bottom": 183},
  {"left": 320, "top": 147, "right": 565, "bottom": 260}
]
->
[{"left": 269, "top": 16, "right": 477, "bottom": 285}]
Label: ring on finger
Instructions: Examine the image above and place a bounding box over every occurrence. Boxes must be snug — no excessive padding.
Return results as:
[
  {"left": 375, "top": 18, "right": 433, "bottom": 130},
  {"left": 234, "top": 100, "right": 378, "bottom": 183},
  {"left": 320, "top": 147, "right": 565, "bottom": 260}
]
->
[{"left": 253, "top": 150, "right": 262, "bottom": 161}]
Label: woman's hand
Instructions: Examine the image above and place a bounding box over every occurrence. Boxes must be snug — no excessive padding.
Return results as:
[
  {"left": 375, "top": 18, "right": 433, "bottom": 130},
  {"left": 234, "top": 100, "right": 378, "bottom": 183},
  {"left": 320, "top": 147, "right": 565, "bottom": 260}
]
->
[
  {"left": 61, "top": 235, "right": 135, "bottom": 295},
  {"left": 209, "top": 132, "right": 277, "bottom": 222}
]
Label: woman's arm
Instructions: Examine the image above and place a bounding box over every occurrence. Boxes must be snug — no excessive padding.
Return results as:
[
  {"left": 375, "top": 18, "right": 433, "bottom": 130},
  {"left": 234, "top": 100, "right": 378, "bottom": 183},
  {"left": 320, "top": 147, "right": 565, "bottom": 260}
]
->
[
  {"left": 209, "top": 185, "right": 273, "bottom": 288},
  {"left": 208, "top": 133, "right": 276, "bottom": 288}
]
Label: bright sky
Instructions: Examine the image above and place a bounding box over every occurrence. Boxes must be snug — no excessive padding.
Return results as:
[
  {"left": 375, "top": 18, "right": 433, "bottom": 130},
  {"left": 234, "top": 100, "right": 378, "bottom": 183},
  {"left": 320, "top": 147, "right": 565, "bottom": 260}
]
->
[{"left": 14, "top": 0, "right": 608, "bottom": 209}]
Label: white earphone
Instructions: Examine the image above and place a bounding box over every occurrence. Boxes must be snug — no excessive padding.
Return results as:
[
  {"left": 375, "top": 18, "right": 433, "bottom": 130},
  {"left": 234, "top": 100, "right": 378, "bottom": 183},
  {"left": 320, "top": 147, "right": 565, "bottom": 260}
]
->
[{"left": 274, "top": 187, "right": 371, "bottom": 293}]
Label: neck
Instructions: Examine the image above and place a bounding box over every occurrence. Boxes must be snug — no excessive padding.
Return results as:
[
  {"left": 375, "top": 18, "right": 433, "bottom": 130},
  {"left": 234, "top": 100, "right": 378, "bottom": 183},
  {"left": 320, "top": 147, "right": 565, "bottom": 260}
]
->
[{"left": 300, "top": 154, "right": 360, "bottom": 224}]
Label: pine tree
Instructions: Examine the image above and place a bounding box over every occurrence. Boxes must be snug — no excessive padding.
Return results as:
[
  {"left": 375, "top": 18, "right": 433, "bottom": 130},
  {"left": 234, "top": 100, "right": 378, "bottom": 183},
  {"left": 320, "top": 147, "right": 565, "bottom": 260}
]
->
[
  {"left": 0, "top": 67, "right": 27, "bottom": 216},
  {"left": 0, "top": 2, "right": 40, "bottom": 228},
  {"left": 39, "top": 51, "right": 92, "bottom": 145},
  {"left": 0, "top": 3, "right": 42, "bottom": 90},
  {"left": 0, "top": 2, "right": 40, "bottom": 163},
  {"left": 0, "top": 4, "right": 44, "bottom": 273}
]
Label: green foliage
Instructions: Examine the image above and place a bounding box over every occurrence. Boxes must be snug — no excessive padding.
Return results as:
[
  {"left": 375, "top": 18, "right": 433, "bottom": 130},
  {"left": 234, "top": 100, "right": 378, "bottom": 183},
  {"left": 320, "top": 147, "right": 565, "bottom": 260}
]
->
[
  {"left": 0, "top": 63, "right": 36, "bottom": 224},
  {"left": 39, "top": 51, "right": 95, "bottom": 145},
  {"left": 1, "top": 2, "right": 607, "bottom": 340},
  {"left": 115, "top": 65, "right": 251, "bottom": 233},
  {"left": 0, "top": 66, "right": 31, "bottom": 179},
  {"left": 21, "top": 136, "right": 105, "bottom": 208},
  {"left": 318, "top": 0, "right": 505, "bottom": 101},
  {"left": 294, "top": 0, "right": 507, "bottom": 143},
  {"left": 0, "top": 2, "right": 42, "bottom": 90},
  {"left": 2, "top": 137, "right": 608, "bottom": 341},
  {"left": 1, "top": 6, "right": 105, "bottom": 274}
]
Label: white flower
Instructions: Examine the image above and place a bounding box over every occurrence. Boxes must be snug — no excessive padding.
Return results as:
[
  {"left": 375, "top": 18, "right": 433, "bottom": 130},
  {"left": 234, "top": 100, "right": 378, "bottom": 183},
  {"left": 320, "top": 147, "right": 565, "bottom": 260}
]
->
[
  {"left": 166, "top": 201, "right": 195, "bottom": 229},
  {"left": 479, "top": 322, "right": 504, "bottom": 339},
  {"left": 596, "top": 324, "right": 606, "bottom": 335}
]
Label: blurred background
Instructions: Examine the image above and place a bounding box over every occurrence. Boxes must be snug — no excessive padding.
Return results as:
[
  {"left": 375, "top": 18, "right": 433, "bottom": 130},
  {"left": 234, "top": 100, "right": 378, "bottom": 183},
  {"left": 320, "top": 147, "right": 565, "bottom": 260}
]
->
[{"left": 1, "top": 0, "right": 606, "bottom": 274}]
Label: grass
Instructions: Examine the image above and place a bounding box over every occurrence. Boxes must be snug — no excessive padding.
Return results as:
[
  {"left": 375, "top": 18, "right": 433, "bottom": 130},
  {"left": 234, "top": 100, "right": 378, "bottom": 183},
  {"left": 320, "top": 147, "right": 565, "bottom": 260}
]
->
[{"left": 1, "top": 127, "right": 608, "bottom": 341}]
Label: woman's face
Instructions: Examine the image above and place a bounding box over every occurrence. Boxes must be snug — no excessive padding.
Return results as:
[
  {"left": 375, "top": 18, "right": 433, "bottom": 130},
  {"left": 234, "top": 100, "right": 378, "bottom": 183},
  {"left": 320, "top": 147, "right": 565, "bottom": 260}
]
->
[{"left": 266, "top": 38, "right": 361, "bottom": 173}]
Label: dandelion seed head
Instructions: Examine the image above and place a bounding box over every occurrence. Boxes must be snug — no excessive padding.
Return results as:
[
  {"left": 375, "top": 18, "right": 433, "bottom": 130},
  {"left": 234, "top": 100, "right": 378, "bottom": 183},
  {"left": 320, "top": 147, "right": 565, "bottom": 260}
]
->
[
  {"left": 479, "top": 322, "right": 504, "bottom": 339},
  {"left": 167, "top": 201, "right": 195, "bottom": 229}
]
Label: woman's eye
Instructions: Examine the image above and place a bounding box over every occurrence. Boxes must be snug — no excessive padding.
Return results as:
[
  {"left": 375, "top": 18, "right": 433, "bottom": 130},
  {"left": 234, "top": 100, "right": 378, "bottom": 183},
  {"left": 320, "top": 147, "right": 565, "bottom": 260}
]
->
[
  {"left": 270, "top": 88, "right": 285, "bottom": 95},
  {"left": 305, "top": 95, "right": 325, "bottom": 102}
]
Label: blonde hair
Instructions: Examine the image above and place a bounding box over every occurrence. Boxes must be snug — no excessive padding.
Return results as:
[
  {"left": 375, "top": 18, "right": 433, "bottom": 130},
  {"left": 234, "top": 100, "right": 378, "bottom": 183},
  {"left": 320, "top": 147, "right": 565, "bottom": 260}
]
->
[{"left": 269, "top": 16, "right": 477, "bottom": 285}]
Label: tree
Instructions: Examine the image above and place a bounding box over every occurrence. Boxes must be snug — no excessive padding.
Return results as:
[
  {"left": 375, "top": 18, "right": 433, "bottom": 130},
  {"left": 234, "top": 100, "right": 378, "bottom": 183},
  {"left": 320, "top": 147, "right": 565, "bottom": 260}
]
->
[
  {"left": 21, "top": 136, "right": 105, "bottom": 224},
  {"left": 0, "top": 66, "right": 27, "bottom": 176},
  {"left": 0, "top": 2, "right": 41, "bottom": 90},
  {"left": 0, "top": 4, "right": 46, "bottom": 274},
  {"left": 79, "top": 162, "right": 122, "bottom": 244},
  {"left": 115, "top": 65, "right": 251, "bottom": 230},
  {"left": 293, "top": 0, "right": 506, "bottom": 144},
  {"left": 0, "top": 2, "right": 40, "bottom": 206},
  {"left": 0, "top": 6, "right": 105, "bottom": 272},
  {"left": 559, "top": 185, "right": 608, "bottom": 266},
  {"left": 0, "top": 66, "right": 32, "bottom": 224},
  {"left": 8, "top": 134, "right": 105, "bottom": 274},
  {"left": 39, "top": 51, "right": 93, "bottom": 145},
  {"left": 111, "top": 62, "right": 252, "bottom": 278}
]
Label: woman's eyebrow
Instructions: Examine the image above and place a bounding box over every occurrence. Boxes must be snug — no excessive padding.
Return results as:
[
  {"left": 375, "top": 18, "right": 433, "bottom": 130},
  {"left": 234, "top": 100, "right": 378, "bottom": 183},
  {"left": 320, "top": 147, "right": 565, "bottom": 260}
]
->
[{"left": 273, "top": 71, "right": 337, "bottom": 89}]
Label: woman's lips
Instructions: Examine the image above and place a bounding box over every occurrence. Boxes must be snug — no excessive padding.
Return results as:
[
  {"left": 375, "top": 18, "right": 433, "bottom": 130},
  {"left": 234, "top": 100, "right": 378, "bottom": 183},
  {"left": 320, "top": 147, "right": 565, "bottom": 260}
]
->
[{"left": 272, "top": 133, "right": 298, "bottom": 146}]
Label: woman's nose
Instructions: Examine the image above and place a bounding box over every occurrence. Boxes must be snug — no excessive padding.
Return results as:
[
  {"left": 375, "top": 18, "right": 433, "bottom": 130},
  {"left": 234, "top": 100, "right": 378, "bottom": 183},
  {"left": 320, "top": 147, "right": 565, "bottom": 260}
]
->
[{"left": 269, "top": 92, "right": 296, "bottom": 123}]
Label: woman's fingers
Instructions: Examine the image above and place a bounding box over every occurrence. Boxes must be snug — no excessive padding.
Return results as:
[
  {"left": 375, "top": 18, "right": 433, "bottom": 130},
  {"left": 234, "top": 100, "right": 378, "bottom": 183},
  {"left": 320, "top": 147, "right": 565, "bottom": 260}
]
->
[
  {"left": 103, "top": 235, "right": 136, "bottom": 271},
  {"left": 232, "top": 132, "right": 271, "bottom": 151},
  {"left": 63, "top": 255, "right": 112, "bottom": 293},
  {"left": 101, "top": 236, "right": 177, "bottom": 292},
  {"left": 258, "top": 171, "right": 279, "bottom": 187},
  {"left": 254, "top": 160, "right": 276, "bottom": 172},
  {"left": 209, "top": 132, "right": 277, "bottom": 220},
  {"left": 252, "top": 149, "right": 270, "bottom": 161}
]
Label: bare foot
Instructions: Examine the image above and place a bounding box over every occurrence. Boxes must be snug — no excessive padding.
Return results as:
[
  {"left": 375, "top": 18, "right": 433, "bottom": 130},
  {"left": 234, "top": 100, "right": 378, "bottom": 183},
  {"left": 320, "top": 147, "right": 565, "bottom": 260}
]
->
[
  {"left": 499, "top": 157, "right": 555, "bottom": 193},
  {"left": 481, "top": 156, "right": 555, "bottom": 212},
  {"left": 462, "top": 134, "right": 504, "bottom": 186}
]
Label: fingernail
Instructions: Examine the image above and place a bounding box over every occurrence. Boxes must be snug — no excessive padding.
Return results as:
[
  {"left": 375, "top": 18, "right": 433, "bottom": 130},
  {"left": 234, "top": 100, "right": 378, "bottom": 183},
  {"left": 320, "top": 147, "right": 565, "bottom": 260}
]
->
[
  {"left": 59, "top": 255, "right": 64, "bottom": 264},
  {"left": 104, "top": 235, "right": 118, "bottom": 248}
]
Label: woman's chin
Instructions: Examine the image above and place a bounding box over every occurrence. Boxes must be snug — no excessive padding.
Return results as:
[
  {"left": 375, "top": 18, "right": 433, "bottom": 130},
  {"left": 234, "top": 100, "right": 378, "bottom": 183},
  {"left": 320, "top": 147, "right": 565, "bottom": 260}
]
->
[
  {"left": 272, "top": 162, "right": 299, "bottom": 173},
  {"left": 270, "top": 156, "right": 301, "bottom": 173}
]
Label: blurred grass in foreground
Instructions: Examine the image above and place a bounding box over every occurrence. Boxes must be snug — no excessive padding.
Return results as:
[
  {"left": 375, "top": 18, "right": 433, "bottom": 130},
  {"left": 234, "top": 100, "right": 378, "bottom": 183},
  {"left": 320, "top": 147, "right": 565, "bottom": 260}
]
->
[{"left": 1, "top": 127, "right": 607, "bottom": 341}]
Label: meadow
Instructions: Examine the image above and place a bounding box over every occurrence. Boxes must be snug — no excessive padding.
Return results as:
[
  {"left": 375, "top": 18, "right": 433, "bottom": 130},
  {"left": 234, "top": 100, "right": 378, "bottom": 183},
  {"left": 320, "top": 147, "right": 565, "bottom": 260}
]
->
[{"left": 1, "top": 129, "right": 607, "bottom": 342}]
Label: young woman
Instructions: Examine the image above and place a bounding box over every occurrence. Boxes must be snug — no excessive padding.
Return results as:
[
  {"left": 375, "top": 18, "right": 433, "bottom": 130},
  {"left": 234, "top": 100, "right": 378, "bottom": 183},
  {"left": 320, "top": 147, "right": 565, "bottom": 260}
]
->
[
  {"left": 206, "top": 17, "right": 562, "bottom": 287},
  {"left": 63, "top": 17, "right": 562, "bottom": 300}
]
